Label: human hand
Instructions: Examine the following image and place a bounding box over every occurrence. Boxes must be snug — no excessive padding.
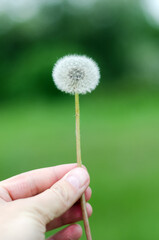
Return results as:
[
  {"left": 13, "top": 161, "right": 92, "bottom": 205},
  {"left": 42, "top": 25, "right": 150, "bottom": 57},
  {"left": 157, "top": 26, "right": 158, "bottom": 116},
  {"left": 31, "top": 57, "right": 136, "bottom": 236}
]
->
[{"left": 0, "top": 164, "right": 92, "bottom": 240}]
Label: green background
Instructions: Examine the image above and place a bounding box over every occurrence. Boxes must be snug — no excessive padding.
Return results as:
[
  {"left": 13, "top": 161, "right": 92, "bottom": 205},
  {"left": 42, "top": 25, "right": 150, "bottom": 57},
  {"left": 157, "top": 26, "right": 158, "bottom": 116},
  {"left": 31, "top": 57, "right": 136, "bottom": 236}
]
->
[{"left": 0, "top": 0, "right": 159, "bottom": 239}]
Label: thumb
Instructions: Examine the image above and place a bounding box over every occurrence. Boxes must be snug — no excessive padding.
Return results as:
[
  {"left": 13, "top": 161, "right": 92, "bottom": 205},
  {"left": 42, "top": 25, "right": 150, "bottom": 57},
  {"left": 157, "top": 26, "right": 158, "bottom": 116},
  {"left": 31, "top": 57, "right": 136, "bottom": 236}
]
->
[{"left": 28, "top": 167, "right": 90, "bottom": 224}]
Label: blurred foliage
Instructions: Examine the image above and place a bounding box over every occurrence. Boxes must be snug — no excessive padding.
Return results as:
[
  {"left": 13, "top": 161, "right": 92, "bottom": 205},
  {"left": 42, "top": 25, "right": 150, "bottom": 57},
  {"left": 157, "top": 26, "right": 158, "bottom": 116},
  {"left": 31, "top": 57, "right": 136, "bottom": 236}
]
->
[{"left": 0, "top": 0, "right": 159, "bottom": 102}]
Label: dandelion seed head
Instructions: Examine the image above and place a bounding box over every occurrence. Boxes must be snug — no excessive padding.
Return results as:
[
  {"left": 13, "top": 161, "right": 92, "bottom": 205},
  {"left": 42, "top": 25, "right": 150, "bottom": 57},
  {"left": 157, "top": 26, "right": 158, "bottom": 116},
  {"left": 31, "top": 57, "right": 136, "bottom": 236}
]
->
[{"left": 52, "top": 55, "right": 100, "bottom": 94}]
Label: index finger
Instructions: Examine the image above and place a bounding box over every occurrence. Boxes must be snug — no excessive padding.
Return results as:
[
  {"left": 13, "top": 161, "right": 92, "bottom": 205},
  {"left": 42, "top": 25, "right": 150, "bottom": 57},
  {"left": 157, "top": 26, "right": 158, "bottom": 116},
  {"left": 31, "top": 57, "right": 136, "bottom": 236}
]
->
[{"left": 0, "top": 164, "right": 77, "bottom": 201}]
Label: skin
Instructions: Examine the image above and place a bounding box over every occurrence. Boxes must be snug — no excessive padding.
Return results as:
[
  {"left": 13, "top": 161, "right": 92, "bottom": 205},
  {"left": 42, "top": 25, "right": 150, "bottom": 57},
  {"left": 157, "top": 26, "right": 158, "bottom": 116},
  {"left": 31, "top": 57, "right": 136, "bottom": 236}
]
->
[{"left": 0, "top": 164, "right": 92, "bottom": 240}]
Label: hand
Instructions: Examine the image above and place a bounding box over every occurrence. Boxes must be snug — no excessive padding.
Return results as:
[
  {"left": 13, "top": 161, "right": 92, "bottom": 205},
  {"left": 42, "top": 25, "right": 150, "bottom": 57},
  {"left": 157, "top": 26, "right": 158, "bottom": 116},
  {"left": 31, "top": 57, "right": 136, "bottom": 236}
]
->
[{"left": 0, "top": 164, "right": 92, "bottom": 240}]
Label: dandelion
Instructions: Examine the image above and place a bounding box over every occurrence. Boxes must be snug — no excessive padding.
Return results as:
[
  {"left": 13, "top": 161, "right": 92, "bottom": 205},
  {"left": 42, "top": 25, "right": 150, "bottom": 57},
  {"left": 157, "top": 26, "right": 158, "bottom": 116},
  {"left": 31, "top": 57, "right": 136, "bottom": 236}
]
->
[
  {"left": 52, "top": 55, "right": 100, "bottom": 240},
  {"left": 52, "top": 55, "right": 100, "bottom": 94}
]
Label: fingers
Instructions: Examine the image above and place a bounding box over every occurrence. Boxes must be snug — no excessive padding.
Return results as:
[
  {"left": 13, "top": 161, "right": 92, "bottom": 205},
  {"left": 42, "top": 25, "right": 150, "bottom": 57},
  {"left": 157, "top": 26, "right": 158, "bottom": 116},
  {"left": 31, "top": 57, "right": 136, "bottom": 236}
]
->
[
  {"left": 29, "top": 167, "right": 90, "bottom": 224},
  {"left": 47, "top": 224, "right": 82, "bottom": 240},
  {"left": 46, "top": 186, "right": 92, "bottom": 231},
  {"left": 0, "top": 164, "right": 78, "bottom": 200},
  {"left": 47, "top": 202, "right": 92, "bottom": 231}
]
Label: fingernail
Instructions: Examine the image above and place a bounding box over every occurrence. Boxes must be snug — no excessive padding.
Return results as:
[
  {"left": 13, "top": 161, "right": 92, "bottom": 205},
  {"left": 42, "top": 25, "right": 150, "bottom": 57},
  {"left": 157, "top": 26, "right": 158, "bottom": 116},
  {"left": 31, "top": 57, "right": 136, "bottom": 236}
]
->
[{"left": 66, "top": 168, "right": 89, "bottom": 190}]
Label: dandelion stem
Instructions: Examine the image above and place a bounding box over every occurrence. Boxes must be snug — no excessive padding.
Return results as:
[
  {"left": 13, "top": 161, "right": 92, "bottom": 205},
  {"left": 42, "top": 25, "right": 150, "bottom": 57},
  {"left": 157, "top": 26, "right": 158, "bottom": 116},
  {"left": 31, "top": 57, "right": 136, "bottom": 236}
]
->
[{"left": 75, "top": 93, "right": 92, "bottom": 240}]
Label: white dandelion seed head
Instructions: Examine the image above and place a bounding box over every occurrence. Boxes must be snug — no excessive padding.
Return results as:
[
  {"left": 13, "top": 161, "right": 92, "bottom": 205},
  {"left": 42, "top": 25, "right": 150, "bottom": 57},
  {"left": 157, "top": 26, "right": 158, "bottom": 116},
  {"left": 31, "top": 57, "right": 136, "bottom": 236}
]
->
[{"left": 52, "top": 55, "right": 100, "bottom": 94}]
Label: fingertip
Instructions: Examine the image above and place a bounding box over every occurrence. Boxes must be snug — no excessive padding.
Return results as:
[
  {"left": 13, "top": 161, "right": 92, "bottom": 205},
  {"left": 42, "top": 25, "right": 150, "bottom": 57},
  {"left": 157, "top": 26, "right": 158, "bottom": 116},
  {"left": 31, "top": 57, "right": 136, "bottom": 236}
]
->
[
  {"left": 65, "top": 167, "right": 90, "bottom": 190},
  {"left": 85, "top": 186, "right": 92, "bottom": 201},
  {"left": 82, "top": 165, "right": 88, "bottom": 172},
  {"left": 71, "top": 223, "right": 83, "bottom": 238},
  {"left": 47, "top": 224, "right": 83, "bottom": 240},
  {"left": 86, "top": 202, "right": 93, "bottom": 217}
]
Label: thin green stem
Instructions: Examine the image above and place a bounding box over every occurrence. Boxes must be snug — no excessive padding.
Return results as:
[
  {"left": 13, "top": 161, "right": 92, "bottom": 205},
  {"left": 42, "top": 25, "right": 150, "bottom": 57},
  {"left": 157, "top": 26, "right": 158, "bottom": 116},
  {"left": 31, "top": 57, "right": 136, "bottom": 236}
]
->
[{"left": 75, "top": 93, "right": 92, "bottom": 240}]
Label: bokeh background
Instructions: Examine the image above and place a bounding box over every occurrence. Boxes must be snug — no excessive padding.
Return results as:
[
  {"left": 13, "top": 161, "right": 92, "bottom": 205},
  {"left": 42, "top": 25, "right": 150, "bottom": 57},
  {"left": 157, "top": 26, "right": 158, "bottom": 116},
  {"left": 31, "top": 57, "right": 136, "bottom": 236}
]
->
[{"left": 0, "top": 0, "right": 159, "bottom": 239}]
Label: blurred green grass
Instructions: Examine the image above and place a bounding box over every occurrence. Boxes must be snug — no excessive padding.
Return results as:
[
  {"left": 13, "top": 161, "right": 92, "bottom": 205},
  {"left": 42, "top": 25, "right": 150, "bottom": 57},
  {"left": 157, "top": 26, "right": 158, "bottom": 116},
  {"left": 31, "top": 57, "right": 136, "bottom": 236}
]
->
[{"left": 0, "top": 91, "right": 159, "bottom": 240}]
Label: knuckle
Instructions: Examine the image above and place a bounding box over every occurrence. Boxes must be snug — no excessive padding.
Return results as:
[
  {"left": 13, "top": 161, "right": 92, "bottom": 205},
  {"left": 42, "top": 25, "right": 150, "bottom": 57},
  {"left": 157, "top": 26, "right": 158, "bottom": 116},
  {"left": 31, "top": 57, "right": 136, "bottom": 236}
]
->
[{"left": 51, "top": 181, "right": 70, "bottom": 209}]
